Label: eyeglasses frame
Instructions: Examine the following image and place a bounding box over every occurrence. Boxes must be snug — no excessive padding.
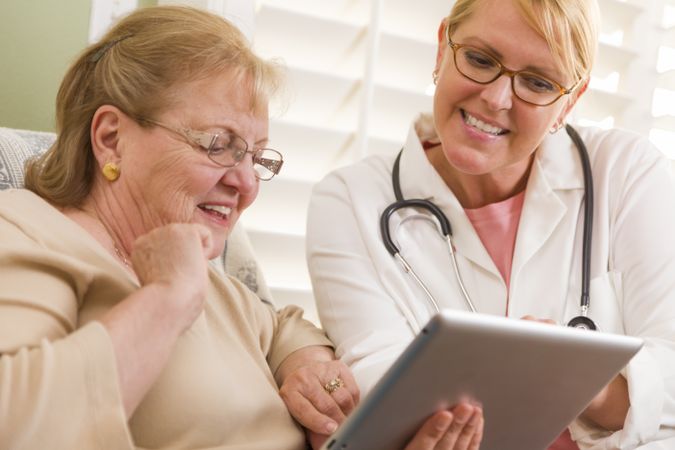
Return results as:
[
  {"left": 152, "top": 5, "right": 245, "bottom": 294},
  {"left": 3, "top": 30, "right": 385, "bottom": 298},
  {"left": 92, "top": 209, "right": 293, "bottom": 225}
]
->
[
  {"left": 137, "top": 117, "right": 283, "bottom": 180},
  {"left": 445, "top": 25, "right": 580, "bottom": 107}
]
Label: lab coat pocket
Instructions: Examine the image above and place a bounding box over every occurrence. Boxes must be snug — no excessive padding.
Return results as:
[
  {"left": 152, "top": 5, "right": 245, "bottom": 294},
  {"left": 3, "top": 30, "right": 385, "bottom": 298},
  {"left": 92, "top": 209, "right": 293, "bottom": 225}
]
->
[{"left": 586, "top": 271, "right": 624, "bottom": 334}]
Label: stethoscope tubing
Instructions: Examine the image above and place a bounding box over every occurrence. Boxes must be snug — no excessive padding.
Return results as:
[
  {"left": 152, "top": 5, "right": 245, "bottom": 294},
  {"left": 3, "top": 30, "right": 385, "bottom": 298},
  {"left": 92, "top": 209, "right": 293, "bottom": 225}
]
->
[
  {"left": 380, "top": 153, "right": 477, "bottom": 314},
  {"left": 566, "top": 124, "right": 593, "bottom": 311},
  {"left": 380, "top": 125, "right": 596, "bottom": 330}
]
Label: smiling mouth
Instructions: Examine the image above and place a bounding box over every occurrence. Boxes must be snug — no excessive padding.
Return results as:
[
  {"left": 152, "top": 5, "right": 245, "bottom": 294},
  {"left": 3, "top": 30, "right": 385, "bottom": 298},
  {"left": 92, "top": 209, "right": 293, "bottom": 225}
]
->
[
  {"left": 461, "top": 110, "right": 508, "bottom": 136},
  {"left": 198, "top": 204, "right": 232, "bottom": 220}
]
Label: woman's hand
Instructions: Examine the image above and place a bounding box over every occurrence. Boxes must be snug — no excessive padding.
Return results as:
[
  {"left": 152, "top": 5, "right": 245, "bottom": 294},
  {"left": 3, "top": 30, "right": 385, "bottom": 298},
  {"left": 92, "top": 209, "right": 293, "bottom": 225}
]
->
[
  {"left": 131, "top": 222, "right": 213, "bottom": 287},
  {"left": 405, "top": 403, "right": 483, "bottom": 450},
  {"left": 581, "top": 374, "right": 629, "bottom": 430},
  {"left": 520, "top": 315, "right": 556, "bottom": 325},
  {"left": 521, "top": 315, "right": 629, "bottom": 431},
  {"left": 101, "top": 223, "right": 214, "bottom": 417},
  {"left": 276, "top": 346, "right": 360, "bottom": 448},
  {"left": 131, "top": 223, "right": 213, "bottom": 331}
]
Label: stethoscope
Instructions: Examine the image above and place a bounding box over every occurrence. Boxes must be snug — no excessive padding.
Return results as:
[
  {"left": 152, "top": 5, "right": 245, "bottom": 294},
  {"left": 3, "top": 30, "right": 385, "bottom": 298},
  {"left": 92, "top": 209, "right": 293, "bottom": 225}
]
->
[{"left": 380, "top": 124, "right": 597, "bottom": 330}]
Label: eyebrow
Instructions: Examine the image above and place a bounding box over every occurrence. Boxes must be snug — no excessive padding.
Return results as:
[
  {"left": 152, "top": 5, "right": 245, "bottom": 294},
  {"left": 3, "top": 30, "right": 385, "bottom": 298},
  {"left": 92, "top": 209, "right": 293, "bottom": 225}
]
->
[
  {"left": 254, "top": 137, "right": 269, "bottom": 147},
  {"left": 458, "top": 36, "right": 564, "bottom": 81},
  {"left": 202, "top": 122, "right": 269, "bottom": 147}
]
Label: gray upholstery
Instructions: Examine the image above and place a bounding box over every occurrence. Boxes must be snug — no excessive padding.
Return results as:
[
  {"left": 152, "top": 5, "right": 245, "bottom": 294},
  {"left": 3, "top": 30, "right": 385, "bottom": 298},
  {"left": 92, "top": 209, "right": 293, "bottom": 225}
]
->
[
  {"left": 0, "top": 128, "right": 55, "bottom": 190},
  {"left": 0, "top": 126, "right": 272, "bottom": 304}
]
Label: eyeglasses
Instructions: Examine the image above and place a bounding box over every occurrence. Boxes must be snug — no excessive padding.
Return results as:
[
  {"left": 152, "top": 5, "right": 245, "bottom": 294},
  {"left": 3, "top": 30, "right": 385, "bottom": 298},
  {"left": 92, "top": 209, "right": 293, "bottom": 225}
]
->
[
  {"left": 138, "top": 118, "right": 283, "bottom": 181},
  {"left": 446, "top": 28, "right": 579, "bottom": 106}
]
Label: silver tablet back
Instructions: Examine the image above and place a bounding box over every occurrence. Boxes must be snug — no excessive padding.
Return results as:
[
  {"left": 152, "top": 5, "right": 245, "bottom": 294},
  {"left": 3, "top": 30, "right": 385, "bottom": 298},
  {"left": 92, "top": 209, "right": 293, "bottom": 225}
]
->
[{"left": 322, "top": 310, "right": 642, "bottom": 450}]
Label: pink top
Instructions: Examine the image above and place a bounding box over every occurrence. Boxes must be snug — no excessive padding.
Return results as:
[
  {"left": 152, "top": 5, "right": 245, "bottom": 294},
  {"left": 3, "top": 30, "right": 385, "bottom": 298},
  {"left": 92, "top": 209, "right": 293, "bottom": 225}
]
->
[
  {"left": 465, "top": 191, "right": 578, "bottom": 450},
  {"left": 464, "top": 191, "right": 525, "bottom": 314}
]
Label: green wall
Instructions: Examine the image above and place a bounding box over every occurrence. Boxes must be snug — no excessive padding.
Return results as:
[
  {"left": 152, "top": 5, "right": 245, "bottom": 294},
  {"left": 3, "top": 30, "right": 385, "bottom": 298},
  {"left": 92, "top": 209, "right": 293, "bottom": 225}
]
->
[
  {"left": 0, "top": 1, "right": 91, "bottom": 131},
  {"left": 0, "top": 0, "right": 157, "bottom": 132}
]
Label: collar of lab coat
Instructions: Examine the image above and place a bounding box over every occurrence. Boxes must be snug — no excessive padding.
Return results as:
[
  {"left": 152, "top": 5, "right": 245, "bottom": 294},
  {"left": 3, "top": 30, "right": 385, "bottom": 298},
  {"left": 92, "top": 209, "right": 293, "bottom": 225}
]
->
[
  {"left": 536, "top": 126, "right": 585, "bottom": 191},
  {"left": 397, "top": 120, "right": 586, "bottom": 275}
]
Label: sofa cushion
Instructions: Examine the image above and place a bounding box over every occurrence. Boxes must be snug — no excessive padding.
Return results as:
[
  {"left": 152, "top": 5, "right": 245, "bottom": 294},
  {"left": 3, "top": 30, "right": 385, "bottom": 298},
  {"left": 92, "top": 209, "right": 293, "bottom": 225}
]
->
[{"left": 0, "top": 127, "right": 56, "bottom": 190}]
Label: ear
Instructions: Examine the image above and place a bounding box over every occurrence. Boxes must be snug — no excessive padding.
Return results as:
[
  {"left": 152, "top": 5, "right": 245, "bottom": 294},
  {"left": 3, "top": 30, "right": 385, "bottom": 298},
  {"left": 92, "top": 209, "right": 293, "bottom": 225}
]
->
[
  {"left": 90, "top": 104, "right": 125, "bottom": 170},
  {"left": 556, "top": 79, "right": 589, "bottom": 125},
  {"left": 435, "top": 18, "right": 449, "bottom": 72}
]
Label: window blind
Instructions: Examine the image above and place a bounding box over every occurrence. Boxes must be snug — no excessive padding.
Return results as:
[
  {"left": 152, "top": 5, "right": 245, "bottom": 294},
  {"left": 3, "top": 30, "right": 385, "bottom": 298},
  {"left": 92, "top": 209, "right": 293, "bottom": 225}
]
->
[{"left": 235, "top": 0, "right": 674, "bottom": 323}]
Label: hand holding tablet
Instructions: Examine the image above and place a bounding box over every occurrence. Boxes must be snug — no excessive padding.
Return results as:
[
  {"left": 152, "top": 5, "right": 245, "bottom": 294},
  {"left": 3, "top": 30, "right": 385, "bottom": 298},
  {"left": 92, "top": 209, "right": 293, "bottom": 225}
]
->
[{"left": 322, "top": 310, "right": 642, "bottom": 450}]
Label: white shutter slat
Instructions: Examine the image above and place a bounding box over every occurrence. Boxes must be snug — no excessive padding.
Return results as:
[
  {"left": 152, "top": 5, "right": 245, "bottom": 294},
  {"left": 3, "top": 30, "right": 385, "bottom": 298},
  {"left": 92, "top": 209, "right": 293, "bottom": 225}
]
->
[
  {"left": 254, "top": 6, "right": 366, "bottom": 78},
  {"left": 247, "top": 229, "right": 310, "bottom": 288},
  {"left": 244, "top": 178, "right": 312, "bottom": 236}
]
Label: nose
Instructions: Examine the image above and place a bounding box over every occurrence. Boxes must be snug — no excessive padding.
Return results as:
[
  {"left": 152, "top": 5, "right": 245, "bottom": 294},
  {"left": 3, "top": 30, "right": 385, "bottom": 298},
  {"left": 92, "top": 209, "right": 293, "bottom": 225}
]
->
[
  {"left": 220, "top": 153, "right": 258, "bottom": 195},
  {"left": 480, "top": 74, "right": 513, "bottom": 111}
]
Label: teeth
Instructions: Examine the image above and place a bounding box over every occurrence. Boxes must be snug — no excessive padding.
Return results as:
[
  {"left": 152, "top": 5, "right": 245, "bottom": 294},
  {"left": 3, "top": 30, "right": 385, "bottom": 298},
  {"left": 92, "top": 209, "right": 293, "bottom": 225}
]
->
[
  {"left": 463, "top": 111, "right": 505, "bottom": 135},
  {"left": 201, "top": 204, "right": 232, "bottom": 216}
]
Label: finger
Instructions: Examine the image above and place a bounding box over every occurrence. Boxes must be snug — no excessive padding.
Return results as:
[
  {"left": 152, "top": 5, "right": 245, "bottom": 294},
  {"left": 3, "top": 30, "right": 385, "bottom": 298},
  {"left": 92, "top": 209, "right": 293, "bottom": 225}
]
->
[
  {"left": 468, "top": 412, "right": 484, "bottom": 450},
  {"left": 444, "top": 407, "right": 482, "bottom": 450},
  {"left": 438, "top": 404, "right": 473, "bottom": 448},
  {"left": 338, "top": 366, "right": 361, "bottom": 406},
  {"left": 325, "top": 370, "right": 358, "bottom": 416},
  {"left": 304, "top": 382, "right": 348, "bottom": 424},
  {"left": 307, "top": 430, "right": 330, "bottom": 450},
  {"left": 192, "top": 223, "right": 214, "bottom": 255},
  {"left": 327, "top": 384, "right": 357, "bottom": 417},
  {"left": 404, "top": 411, "right": 453, "bottom": 450},
  {"left": 281, "top": 390, "right": 338, "bottom": 435},
  {"left": 521, "top": 315, "right": 556, "bottom": 325}
]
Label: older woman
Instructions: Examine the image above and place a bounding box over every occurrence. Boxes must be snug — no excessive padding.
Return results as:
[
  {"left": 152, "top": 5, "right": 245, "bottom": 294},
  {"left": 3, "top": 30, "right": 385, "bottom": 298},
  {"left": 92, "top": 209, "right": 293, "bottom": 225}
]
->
[
  {"left": 307, "top": 0, "right": 675, "bottom": 449},
  {"left": 0, "top": 6, "right": 483, "bottom": 450}
]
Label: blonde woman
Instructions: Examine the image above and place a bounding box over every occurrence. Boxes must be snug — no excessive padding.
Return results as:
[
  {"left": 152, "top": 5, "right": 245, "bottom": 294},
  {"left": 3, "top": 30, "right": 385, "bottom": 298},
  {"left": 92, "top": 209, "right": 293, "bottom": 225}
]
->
[{"left": 308, "top": 0, "right": 675, "bottom": 448}]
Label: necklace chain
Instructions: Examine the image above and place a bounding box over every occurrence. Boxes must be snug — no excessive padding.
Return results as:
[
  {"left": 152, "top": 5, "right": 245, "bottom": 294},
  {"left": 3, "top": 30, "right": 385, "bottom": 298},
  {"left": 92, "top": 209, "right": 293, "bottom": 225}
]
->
[
  {"left": 113, "top": 242, "right": 131, "bottom": 268},
  {"left": 80, "top": 206, "right": 132, "bottom": 269}
]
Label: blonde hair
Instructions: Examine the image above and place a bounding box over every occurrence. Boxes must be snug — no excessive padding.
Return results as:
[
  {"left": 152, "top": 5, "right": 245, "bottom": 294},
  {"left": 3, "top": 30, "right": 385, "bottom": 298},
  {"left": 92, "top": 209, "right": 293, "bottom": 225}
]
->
[
  {"left": 445, "top": 0, "right": 599, "bottom": 85},
  {"left": 25, "top": 5, "right": 282, "bottom": 206}
]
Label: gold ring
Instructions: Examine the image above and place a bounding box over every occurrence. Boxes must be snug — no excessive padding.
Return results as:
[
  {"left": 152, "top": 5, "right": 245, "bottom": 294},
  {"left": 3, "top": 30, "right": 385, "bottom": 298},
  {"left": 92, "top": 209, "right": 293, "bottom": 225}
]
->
[{"left": 324, "top": 377, "right": 344, "bottom": 394}]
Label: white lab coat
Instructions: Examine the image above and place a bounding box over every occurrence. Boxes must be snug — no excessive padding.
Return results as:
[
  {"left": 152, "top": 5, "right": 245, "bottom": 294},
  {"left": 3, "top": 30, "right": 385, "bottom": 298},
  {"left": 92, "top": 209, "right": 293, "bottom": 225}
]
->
[{"left": 306, "top": 121, "right": 675, "bottom": 449}]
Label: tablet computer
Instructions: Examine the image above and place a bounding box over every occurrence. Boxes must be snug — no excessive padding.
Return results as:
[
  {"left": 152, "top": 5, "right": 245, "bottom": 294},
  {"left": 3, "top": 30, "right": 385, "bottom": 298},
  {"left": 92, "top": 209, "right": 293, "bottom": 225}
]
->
[{"left": 322, "top": 310, "right": 642, "bottom": 450}]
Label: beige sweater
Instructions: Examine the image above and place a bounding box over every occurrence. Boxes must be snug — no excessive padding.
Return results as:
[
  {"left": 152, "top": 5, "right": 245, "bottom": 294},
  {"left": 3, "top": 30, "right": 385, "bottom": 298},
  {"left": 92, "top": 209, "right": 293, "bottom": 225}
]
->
[{"left": 0, "top": 189, "right": 331, "bottom": 450}]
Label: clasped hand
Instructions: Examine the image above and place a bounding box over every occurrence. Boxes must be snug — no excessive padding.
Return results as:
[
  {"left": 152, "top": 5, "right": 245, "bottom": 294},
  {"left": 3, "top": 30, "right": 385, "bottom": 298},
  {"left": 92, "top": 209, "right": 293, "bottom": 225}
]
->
[
  {"left": 278, "top": 358, "right": 359, "bottom": 448},
  {"left": 278, "top": 351, "right": 483, "bottom": 450}
]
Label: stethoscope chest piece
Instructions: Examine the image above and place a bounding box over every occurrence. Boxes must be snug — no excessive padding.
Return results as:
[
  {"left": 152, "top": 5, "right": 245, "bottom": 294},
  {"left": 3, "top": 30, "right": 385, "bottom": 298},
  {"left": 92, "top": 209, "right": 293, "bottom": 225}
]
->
[{"left": 567, "top": 315, "right": 597, "bottom": 331}]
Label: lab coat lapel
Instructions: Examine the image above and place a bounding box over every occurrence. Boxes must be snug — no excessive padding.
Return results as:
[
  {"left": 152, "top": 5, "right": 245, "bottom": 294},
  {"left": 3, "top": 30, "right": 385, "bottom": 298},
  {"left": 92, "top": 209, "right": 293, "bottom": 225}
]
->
[
  {"left": 439, "top": 199, "right": 499, "bottom": 275},
  {"left": 511, "top": 130, "right": 585, "bottom": 286},
  {"left": 511, "top": 157, "right": 567, "bottom": 275}
]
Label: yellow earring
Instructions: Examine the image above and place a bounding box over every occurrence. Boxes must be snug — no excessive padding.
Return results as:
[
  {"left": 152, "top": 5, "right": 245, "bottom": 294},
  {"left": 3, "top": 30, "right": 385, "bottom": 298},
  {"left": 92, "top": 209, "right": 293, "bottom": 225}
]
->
[
  {"left": 432, "top": 69, "right": 439, "bottom": 85},
  {"left": 102, "top": 162, "right": 120, "bottom": 181}
]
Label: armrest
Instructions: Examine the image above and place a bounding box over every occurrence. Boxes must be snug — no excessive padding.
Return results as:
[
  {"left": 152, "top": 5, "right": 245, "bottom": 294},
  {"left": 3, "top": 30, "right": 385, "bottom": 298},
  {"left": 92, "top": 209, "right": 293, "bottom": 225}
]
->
[{"left": 217, "top": 222, "right": 274, "bottom": 305}]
